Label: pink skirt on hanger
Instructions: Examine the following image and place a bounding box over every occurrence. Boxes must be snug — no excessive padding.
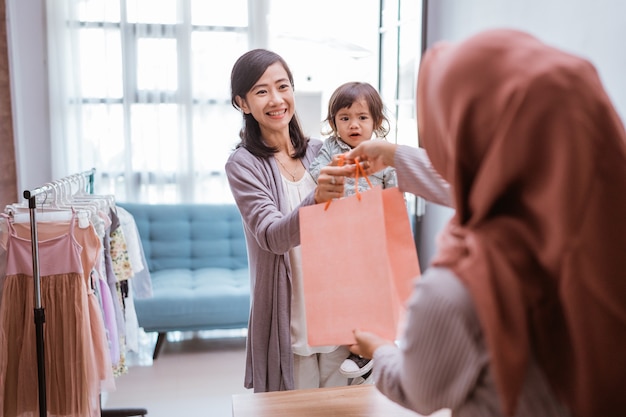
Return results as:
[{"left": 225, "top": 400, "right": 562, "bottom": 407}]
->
[{"left": 0, "top": 217, "right": 114, "bottom": 417}]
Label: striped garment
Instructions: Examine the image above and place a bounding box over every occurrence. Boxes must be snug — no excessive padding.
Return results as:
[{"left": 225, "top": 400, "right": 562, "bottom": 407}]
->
[{"left": 373, "top": 267, "right": 571, "bottom": 417}]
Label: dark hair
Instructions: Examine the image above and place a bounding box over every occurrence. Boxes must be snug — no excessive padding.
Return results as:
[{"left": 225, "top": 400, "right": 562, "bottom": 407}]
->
[
  {"left": 323, "top": 82, "right": 390, "bottom": 138},
  {"left": 230, "top": 49, "right": 309, "bottom": 158}
]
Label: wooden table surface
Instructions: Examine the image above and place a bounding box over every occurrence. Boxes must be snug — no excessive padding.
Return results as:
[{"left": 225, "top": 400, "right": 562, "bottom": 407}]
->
[{"left": 232, "top": 384, "right": 451, "bottom": 417}]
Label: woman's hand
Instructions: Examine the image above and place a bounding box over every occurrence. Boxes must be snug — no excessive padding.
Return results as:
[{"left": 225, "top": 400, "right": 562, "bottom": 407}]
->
[
  {"left": 313, "top": 155, "right": 353, "bottom": 204},
  {"left": 348, "top": 329, "right": 396, "bottom": 359},
  {"left": 344, "top": 140, "right": 398, "bottom": 175}
]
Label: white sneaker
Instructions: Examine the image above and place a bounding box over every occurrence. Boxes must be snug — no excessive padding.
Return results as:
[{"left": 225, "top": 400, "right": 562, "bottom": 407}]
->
[
  {"left": 350, "top": 372, "right": 374, "bottom": 385},
  {"left": 339, "top": 354, "right": 374, "bottom": 378}
]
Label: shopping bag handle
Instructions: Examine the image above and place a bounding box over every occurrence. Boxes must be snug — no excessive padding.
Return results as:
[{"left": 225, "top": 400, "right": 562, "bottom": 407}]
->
[{"left": 324, "top": 155, "right": 373, "bottom": 210}]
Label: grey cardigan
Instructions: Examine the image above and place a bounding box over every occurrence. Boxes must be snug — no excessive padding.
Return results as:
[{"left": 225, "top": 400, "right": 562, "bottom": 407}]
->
[{"left": 224, "top": 138, "right": 323, "bottom": 393}]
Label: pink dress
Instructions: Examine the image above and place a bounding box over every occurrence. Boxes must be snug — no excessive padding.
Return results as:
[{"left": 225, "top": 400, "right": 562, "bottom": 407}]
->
[{"left": 0, "top": 215, "right": 112, "bottom": 417}]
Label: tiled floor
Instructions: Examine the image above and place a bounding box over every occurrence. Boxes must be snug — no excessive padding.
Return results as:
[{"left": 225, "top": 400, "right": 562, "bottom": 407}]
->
[
  {"left": 102, "top": 329, "right": 250, "bottom": 417},
  {"left": 102, "top": 330, "right": 451, "bottom": 417}
]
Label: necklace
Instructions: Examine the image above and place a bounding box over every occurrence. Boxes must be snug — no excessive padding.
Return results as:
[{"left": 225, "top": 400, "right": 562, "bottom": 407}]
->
[{"left": 275, "top": 156, "right": 299, "bottom": 181}]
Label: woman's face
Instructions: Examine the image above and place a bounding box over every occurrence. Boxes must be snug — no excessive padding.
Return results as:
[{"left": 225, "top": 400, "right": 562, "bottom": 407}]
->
[{"left": 237, "top": 62, "right": 295, "bottom": 136}]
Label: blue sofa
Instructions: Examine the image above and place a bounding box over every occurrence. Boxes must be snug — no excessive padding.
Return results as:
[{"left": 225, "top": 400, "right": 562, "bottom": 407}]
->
[{"left": 118, "top": 203, "right": 250, "bottom": 359}]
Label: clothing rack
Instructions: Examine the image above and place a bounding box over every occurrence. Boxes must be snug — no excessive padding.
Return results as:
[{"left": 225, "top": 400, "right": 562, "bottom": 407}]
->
[
  {"left": 22, "top": 179, "right": 59, "bottom": 417},
  {"left": 21, "top": 168, "right": 147, "bottom": 417}
]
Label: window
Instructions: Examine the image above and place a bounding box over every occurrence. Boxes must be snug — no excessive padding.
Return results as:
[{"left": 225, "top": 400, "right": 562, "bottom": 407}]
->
[
  {"left": 379, "top": 0, "right": 423, "bottom": 146},
  {"left": 65, "top": 0, "right": 248, "bottom": 203},
  {"left": 379, "top": 0, "right": 425, "bottom": 228},
  {"left": 49, "top": 0, "right": 393, "bottom": 203}
]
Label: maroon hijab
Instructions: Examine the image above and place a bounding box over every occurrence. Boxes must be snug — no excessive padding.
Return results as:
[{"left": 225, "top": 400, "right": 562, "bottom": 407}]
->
[{"left": 419, "top": 29, "right": 626, "bottom": 416}]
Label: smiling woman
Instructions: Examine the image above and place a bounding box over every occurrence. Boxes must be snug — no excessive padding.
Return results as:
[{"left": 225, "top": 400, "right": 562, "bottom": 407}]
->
[{"left": 226, "top": 48, "right": 356, "bottom": 393}]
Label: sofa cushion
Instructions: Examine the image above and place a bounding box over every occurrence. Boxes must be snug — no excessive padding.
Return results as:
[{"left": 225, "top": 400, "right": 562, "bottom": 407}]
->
[
  {"left": 116, "top": 203, "right": 251, "bottom": 359},
  {"left": 119, "top": 203, "right": 248, "bottom": 272},
  {"left": 134, "top": 267, "right": 250, "bottom": 332}
]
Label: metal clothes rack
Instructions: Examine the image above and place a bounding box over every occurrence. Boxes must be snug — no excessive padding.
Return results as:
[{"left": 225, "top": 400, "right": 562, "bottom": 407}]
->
[{"left": 21, "top": 168, "right": 147, "bottom": 417}]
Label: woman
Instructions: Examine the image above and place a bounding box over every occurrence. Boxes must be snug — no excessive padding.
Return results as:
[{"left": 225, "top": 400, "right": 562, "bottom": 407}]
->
[
  {"left": 347, "top": 29, "right": 626, "bottom": 416},
  {"left": 225, "top": 49, "right": 353, "bottom": 393}
]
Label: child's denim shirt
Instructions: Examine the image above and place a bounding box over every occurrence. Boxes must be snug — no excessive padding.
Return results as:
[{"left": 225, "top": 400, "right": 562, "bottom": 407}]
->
[{"left": 309, "top": 136, "right": 398, "bottom": 197}]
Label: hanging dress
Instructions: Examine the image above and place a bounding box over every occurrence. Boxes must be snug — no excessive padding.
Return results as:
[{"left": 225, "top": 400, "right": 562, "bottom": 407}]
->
[{"left": 0, "top": 214, "right": 107, "bottom": 417}]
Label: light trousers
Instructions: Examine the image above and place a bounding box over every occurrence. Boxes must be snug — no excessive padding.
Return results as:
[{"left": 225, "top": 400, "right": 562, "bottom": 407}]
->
[{"left": 293, "top": 345, "right": 350, "bottom": 390}]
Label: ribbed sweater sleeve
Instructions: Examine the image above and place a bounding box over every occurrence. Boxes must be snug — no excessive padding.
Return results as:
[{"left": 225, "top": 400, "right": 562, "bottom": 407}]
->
[
  {"left": 374, "top": 267, "right": 485, "bottom": 415},
  {"left": 373, "top": 268, "right": 571, "bottom": 417},
  {"left": 394, "top": 145, "right": 453, "bottom": 207}
]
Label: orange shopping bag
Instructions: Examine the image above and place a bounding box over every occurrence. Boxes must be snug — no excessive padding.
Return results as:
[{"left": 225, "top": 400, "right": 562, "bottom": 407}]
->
[{"left": 299, "top": 186, "right": 421, "bottom": 346}]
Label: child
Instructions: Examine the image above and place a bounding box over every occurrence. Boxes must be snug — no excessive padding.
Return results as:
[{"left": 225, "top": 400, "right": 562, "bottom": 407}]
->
[
  {"left": 310, "top": 81, "right": 397, "bottom": 195},
  {"left": 309, "top": 81, "right": 398, "bottom": 384}
]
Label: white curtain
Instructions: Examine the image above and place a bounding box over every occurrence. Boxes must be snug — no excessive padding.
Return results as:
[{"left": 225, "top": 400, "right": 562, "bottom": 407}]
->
[
  {"left": 46, "top": 0, "right": 248, "bottom": 203},
  {"left": 45, "top": 0, "right": 381, "bottom": 204}
]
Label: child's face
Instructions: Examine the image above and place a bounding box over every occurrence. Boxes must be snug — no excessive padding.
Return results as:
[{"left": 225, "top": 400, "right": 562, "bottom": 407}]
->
[{"left": 334, "top": 98, "right": 375, "bottom": 148}]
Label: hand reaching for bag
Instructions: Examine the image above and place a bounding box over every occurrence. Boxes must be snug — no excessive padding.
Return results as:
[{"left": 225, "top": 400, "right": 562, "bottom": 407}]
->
[
  {"left": 349, "top": 329, "right": 396, "bottom": 360},
  {"left": 344, "top": 139, "right": 398, "bottom": 176}
]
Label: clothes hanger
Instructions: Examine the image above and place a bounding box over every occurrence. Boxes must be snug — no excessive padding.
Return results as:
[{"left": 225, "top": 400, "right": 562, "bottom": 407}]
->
[{"left": 8, "top": 182, "right": 91, "bottom": 228}]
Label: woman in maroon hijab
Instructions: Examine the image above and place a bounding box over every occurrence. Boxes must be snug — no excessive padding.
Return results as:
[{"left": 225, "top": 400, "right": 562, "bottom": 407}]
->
[{"left": 346, "top": 29, "right": 626, "bottom": 417}]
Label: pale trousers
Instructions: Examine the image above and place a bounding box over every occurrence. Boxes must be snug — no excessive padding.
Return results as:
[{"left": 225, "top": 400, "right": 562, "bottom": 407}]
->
[{"left": 293, "top": 345, "right": 350, "bottom": 390}]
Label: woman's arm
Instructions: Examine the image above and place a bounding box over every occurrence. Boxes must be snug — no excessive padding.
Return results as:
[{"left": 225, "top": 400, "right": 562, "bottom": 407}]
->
[
  {"left": 225, "top": 147, "right": 350, "bottom": 254},
  {"left": 226, "top": 150, "right": 308, "bottom": 254},
  {"left": 394, "top": 145, "right": 452, "bottom": 207},
  {"left": 356, "top": 268, "right": 487, "bottom": 415},
  {"left": 346, "top": 141, "right": 453, "bottom": 207}
]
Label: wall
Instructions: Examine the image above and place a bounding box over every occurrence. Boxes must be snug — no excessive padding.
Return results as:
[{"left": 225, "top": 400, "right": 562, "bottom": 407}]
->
[
  {"left": 418, "top": 0, "right": 626, "bottom": 267},
  {"left": 6, "top": 0, "right": 51, "bottom": 195},
  {"left": 0, "top": 0, "right": 18, "bottom": 207},
  {"left": 426, "top": 0, "right": 626, "bottom": 120}
]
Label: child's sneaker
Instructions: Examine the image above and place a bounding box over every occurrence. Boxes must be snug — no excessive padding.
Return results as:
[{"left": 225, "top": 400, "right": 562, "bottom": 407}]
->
[
  {"left": 339, "top": 353, "right": 373, "bottom": 378},
  {"left": 349, "top": 369, "right": 374, "bottom": 385}
]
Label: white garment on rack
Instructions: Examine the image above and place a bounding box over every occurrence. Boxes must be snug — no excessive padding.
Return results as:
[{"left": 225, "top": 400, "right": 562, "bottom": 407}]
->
[
  {"left": 117, "top": 207, "right": 153, "bottom": 299},
  {"left": 117, "top": 207, "right": 145, "bottom": 274},
  {"left": 0, "top": 222, "right": 7, "bottom": 309},
  {"left": 11, "top": 209, "right": 91, "bottom": 228},
  {"left": 124, "top": 284, "right": 141, "bottom": 353}
]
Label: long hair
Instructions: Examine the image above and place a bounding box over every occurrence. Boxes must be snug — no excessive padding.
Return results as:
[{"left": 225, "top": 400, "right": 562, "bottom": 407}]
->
[
  {"left": 323, "top": 81, "right": 390, "bottom": 139},
  {"left": 230, "top": 49, "right": 308, "bottom": 158}
]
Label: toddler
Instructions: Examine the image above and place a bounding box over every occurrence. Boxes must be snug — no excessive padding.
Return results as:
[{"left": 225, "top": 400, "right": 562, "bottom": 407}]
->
[{"left": 309, "top": 81, "right": 398, "bottom": 384}]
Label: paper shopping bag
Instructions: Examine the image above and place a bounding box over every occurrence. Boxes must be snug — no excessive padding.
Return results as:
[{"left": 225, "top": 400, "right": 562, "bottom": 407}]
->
[{"left": 299, "top": 186, "right": 421, "bottom": 346}]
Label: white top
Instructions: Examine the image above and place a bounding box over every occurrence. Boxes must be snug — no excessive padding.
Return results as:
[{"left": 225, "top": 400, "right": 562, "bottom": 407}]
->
[{"left": 281, "top": 171, "right": 338, "bottom": 356}]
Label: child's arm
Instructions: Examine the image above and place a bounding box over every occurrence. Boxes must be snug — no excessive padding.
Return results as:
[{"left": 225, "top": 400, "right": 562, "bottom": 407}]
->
[
  {"left": 308, "top": 140, "right": 334, "bottom": 182},
  {"left": 383, "top": 167, "right": 399, "bottom": 189}
]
